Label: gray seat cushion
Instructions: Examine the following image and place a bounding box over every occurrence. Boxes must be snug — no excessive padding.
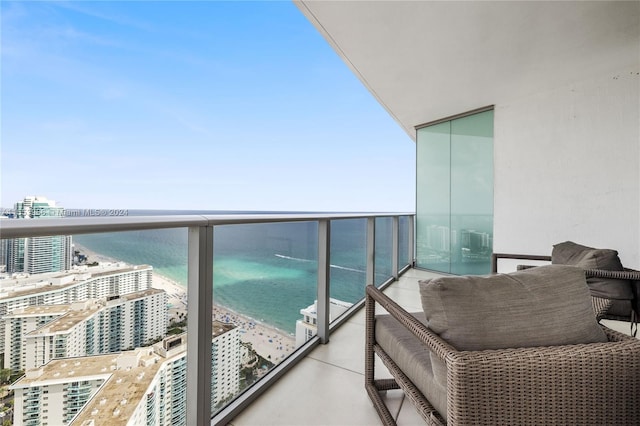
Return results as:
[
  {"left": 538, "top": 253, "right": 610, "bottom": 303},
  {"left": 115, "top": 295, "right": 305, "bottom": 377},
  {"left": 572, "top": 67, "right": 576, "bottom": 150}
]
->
[
  {"left": 375, "top": 312, "right": 448, "bottom": 421},
  {"left": 419, "top": 264, "right": 608, "bottom": 352}
]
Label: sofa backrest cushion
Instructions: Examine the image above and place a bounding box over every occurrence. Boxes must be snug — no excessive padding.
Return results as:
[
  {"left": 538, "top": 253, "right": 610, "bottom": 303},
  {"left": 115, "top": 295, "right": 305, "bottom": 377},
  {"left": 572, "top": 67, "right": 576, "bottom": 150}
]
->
[
  {"left": 552, "top": 241, "right": 633, "bottom": 300},
  {"left": 419, "top": 265, "right": 608, "bottom": 351}
]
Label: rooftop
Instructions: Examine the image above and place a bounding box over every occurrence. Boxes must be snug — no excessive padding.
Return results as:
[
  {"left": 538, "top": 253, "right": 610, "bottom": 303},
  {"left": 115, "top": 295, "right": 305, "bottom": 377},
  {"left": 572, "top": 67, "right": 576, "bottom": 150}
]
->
[
  {"left": 67, "top": 349, "right": 163, "bottom": 426},
  {"left": 26, "top": 302, "right": 101, "bottom": 336},
  {"left": 0, "top": 264, "right": 153, "bottom": 300},
  {"left": 213, "top": 320, "right": 237, "bottom": 338},
  {"left": 12, "top": 343, "right": 177, "bottom": 425},
  {"left": 3, "top": 303, "right": 71, "bottom": 318},
  {"left": 23, "top": 288, "right": 165, "bottom": 336},
  {"left": 106, "top": 287, "right": 165, "bottom": 304}
]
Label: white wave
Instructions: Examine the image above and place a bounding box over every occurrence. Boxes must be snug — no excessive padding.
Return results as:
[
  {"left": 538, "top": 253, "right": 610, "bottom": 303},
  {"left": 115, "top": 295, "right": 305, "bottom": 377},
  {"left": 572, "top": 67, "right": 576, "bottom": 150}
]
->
[
  {"left": 329, "top": 264, "right": 365, "bottom": 274},
  {"left": 274, "top": 254, "right": 314, "bottom": 263},
  {"left": 275, "top": 254, "right": 365, "bottom": 274}
]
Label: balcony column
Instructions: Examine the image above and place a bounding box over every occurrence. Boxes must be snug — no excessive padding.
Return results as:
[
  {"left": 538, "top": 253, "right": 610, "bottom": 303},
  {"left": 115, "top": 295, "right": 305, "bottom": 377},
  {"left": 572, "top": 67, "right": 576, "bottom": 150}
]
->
[
  {"left": 392, "top": 216, "right": 399, "bottom": 280},
  {"left": 366, "top": 218, "right": 376, "bottom": 286},
  {"left": 408, "top": 215, "right": 415, "bottom": 266},
  {"left": 317, "top": 219, "right": 330, "bottom": 344},
  {"left": 186, "top": 225, "right": 213, "bottom": 426}
]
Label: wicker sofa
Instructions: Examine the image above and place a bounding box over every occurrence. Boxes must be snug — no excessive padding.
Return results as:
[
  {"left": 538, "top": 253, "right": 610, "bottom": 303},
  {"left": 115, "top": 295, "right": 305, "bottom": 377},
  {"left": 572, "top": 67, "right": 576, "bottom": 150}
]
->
[
  {"left": 492, "top": 241, "right": 640, "bottom": 336},
  {"left": 365, "top": 265, "right": 640, "bottom": 425}
]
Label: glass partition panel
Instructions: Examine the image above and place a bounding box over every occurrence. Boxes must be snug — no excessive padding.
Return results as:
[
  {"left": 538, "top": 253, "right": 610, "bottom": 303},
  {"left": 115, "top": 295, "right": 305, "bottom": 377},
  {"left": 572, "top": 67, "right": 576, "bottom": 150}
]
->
[
  {"left": 211, "top": 221, "right": 317, "bottom": 414},
  {"left": 450, "top": 111, "right": 494, "bottom": 275},
  {"left": 374, "top": 217, "right": 393, "bottom": 287},
  {"left": 416, "top": 121, "right": 452, "bottom": 272},
  {"left": 398, "top": 216, "right": 410, "bottom": 269},
  {"left": 76, "top": 228, "right": 189, "bottom": 285},
  {"left": 329, "top": 219, "right": 367, "bottom": 323},
  {"left": 7, "top": 228, "right": 191, "bottom": 426},
  {"left": 416, "top": 110, "right": 493, "bottom": 274}
]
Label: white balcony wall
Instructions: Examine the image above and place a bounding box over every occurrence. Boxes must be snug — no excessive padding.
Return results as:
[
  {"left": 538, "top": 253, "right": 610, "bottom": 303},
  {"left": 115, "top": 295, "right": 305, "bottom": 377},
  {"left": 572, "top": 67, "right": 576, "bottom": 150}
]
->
[
  {"left": 494, "top": 66, "right": 639, "bottom": 267},
  {"left": 297, "top": 1, "right": 639, "bottom": 269}
]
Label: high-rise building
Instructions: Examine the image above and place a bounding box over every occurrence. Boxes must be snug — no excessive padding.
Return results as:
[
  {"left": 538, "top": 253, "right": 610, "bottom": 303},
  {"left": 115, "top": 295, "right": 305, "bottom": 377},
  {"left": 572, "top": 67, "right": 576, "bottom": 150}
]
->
[
  {"left": 7, "top": 196, "right": 72, "bottom": 274},
  {"left": 0, "top": 264, "right": 153, "bottom": 366},
  {"left": 0, "top": 236, "right": 8, "bottom": 273},
  {"left": 14, "top": 196, "right": 66, "bottom": 219},
  {"left": 11, "top": 324, "right": 240, "bottom": 426},
  {"left": 3, "top": 288, "right": 167, "bottom": 371}
]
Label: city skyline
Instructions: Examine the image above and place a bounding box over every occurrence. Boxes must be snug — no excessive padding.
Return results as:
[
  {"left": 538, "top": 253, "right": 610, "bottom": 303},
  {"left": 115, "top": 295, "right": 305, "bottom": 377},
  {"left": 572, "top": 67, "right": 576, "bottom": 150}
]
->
[{"left": 1, "top": 1, "right": 415, "bottom": 213}]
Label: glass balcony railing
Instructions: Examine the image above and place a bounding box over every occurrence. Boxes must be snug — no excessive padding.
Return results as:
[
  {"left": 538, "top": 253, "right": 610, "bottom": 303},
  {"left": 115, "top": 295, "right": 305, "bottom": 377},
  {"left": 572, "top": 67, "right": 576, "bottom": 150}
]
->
[{"left": 2, "top": 212, "right": 414, "bottom": 425}]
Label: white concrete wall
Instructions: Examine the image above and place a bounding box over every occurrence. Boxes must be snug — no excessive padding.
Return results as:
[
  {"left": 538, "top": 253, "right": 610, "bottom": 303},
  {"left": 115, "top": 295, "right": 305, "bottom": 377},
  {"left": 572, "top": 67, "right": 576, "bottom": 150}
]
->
[{"left": 494, "top": 66, "right": 639, "bottom": 268}]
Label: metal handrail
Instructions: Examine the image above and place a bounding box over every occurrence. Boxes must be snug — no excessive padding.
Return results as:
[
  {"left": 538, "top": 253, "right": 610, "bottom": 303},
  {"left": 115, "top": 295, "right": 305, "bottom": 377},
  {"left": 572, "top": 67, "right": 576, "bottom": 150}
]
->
[{"left": 0, "top": 212, "right": 411, "bottom": 239}]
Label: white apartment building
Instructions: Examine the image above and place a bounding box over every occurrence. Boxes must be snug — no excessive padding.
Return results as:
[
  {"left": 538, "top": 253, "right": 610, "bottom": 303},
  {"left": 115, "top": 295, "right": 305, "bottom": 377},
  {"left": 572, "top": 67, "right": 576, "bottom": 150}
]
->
[
  {"left": 4, "top": 288, "right": 167, "bottom": 371},
  {"left": 0, "top": 264, "right": 153, "bottom": 363},
  {"left": 11, "top": 324, "right": 240, "bottom": 426},
  {"left": 3, "top": 304, "right": 70, "bottom": 372},
  {"left": 12, "top": 350, "right": 157, "bottom": 426},
  {"left": 295, "top": 298, "right": 352, "bottom": 347},
  {"left": 211, "top": 321, "right": 241, "bottom": 409}
]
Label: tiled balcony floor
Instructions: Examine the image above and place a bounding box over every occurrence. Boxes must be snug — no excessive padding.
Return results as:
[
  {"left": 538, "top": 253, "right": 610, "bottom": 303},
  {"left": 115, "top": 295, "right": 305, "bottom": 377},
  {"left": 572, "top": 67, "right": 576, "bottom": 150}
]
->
[
  {"left": 228, "top": 268, "right": 445, "bottom": 426},
  {"left": 228, "top": 268, "right": 638, "bottom": 426}
]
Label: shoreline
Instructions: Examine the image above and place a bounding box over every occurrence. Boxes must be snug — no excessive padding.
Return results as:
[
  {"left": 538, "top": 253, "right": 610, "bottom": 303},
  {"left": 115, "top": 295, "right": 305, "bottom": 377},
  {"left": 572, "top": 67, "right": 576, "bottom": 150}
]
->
[{"left": 74, "top": 243, "right": 296, "bottom": 363}]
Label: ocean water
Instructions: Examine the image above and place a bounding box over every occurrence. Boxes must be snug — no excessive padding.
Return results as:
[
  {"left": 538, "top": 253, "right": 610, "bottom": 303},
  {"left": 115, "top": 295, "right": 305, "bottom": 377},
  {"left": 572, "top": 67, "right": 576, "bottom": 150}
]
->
[{"left": 73, "top": 212, "right": 403, "bottom": 334}]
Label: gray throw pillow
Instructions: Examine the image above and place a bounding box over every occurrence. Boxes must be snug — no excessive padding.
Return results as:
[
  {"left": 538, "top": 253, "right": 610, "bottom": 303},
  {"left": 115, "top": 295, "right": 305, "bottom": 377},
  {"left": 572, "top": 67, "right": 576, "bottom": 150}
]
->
[
  {"left": 419, "top": 265, "right": 608, "bottom": 352},
  {"left": 552, "top": 241, "right": 633, "bottom": 300}
]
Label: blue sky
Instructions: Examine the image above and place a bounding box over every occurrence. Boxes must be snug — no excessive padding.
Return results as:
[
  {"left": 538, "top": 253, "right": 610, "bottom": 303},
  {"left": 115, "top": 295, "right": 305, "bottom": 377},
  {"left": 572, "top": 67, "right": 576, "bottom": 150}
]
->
[{"left": 1, "top": 1, "right": 415, "bottom": 212}]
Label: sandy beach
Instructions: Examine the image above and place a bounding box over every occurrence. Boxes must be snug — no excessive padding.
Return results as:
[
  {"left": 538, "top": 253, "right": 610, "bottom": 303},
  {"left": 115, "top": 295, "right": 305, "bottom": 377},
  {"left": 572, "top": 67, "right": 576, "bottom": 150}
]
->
[
  {"left": 75, "top": 243, "right": 296, "bottom": 363},
  {"left": 152, "top": 273, "right": 295, "bottom": 363}
]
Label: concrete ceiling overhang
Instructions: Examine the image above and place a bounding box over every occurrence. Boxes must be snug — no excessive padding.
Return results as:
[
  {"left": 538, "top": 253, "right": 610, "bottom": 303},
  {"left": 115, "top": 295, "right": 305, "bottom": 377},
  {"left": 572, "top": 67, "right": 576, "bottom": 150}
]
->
[{"left": 296, "top": 1, "right": 640, "bottom": 141}]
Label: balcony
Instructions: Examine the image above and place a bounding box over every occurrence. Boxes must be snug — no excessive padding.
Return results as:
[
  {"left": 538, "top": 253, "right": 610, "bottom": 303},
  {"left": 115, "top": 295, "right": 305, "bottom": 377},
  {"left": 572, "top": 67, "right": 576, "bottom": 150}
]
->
[
  {"left": 1, "top": 2, "right": 638, "bottom": 425},
  {"left": 2, "top": 212, "right": 414, "bottom": 425},
  {"left": 5, "top": 213, "right": 637, "bottom": 425}
]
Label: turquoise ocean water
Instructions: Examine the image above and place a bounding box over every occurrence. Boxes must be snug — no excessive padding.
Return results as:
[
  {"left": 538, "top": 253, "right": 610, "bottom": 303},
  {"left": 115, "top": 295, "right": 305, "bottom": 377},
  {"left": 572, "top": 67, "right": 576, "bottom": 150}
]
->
[{"left": 73, "top": 212, "right": 400, "bottom": 334}]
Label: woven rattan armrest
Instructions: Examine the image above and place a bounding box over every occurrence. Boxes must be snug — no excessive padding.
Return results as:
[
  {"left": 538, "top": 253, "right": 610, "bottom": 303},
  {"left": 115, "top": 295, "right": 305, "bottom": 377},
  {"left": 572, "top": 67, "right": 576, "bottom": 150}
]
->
[
  {"left": 491, "top": 253, "right": 640, "bottom": 281},
  {"left": 583, "top": 267, "right": 640, "bottom": 281},
  {"left": 585, "top": 268, "right": 640, "bottom": 328},
  {"left": 365, "top": 284, "right": 453, "bottom": 425},
  {"left": 491, "top": 252, "right": 551, "bottom": 273},
  {"left": 365, "top": 284, "right": 456, "bottom": 361}
]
